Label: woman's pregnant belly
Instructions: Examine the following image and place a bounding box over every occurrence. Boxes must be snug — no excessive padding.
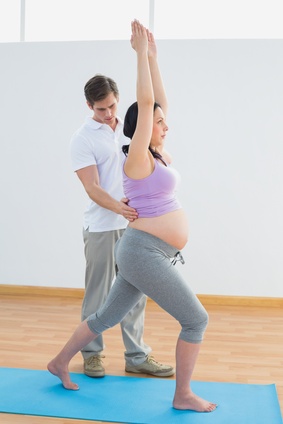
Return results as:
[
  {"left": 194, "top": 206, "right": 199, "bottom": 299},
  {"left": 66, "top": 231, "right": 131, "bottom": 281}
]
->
[{"left": 129, "top": 208, "right": 189, "bottom": 250}]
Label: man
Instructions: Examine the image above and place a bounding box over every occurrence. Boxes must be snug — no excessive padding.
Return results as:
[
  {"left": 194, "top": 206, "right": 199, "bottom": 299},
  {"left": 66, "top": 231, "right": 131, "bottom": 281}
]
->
[{"left": 70, "top": 74, "right": 174, "bottom": 378}]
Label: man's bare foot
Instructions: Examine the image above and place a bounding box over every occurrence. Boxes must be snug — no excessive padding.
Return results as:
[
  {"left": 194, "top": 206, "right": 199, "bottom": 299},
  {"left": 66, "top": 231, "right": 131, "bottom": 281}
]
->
[
  {"left": 173, "top": 392, "right": 217, "bottom": 412},
  {"left": 47, "top": 358, "right": 79, "bottom": 390}
]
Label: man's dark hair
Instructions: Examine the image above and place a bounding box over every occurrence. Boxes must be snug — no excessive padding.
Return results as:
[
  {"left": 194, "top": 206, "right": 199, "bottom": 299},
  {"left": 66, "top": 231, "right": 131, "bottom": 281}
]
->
[{"left": 84, "top": 74, "right": 119, "bottom": 105}]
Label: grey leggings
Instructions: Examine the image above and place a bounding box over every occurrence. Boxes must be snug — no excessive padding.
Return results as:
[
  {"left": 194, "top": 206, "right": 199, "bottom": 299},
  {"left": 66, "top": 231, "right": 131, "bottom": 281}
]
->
[{"left": 87, "top": 227, "right": 208, "bottom": 344}]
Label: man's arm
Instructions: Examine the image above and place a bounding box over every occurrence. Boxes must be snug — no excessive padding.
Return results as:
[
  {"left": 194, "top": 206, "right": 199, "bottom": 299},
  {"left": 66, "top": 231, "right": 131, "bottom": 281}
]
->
[{"left": 76, "top": 165, "right": 138, "bottom": 222}]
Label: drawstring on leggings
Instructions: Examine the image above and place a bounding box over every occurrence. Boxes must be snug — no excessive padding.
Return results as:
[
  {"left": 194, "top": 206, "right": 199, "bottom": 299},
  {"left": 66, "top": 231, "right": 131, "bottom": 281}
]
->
[{"left": 171, "top": 251, "right": 185, "bottom": 266}]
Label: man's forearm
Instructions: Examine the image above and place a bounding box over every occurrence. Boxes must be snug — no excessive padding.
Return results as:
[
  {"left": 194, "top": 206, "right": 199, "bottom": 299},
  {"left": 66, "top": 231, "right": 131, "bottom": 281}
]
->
[{"left": 86, "top": 184, "right": 122, "bottom": 215}]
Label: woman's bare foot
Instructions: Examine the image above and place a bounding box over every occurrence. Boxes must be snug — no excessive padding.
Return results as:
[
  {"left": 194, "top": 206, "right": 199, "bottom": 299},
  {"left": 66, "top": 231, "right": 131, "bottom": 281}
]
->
[
  {"left": 173, "top": 391, "right": 217, "bottom": 412},
  {"left": 47, "top": 358, "right": 79, "bottom": 390}
]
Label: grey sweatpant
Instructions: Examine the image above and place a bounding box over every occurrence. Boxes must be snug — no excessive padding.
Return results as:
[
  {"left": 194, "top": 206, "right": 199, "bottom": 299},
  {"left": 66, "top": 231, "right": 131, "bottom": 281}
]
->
[
  {"left": 87, "top": 227, "right": 209, "bottom": 344},
  {"left": 82, "top": 228, "right": 151, "bottom": 365}
]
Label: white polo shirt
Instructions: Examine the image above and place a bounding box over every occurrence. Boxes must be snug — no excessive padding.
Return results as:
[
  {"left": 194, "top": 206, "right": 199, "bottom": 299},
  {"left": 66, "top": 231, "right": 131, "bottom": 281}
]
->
[{"left": 70, "top": 116, "right": 128, "bottom": 232}]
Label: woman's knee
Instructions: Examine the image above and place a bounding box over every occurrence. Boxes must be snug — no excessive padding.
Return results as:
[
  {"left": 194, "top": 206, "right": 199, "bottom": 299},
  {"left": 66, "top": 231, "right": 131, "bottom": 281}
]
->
[{"left": 180, "top": 307, "right": 209, "bottom": 343}]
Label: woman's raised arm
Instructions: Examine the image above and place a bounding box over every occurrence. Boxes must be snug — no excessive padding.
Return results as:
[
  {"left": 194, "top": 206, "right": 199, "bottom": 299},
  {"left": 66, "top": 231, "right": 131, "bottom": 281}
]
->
[{"left": 125, "top": 20, "right": 155, "bottom": 171}]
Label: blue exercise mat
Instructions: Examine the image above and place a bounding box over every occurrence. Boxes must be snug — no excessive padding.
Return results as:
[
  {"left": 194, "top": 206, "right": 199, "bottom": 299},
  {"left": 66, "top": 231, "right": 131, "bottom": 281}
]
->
[{"left": 0, "top": 367, "right": 282, "bottom": 424}]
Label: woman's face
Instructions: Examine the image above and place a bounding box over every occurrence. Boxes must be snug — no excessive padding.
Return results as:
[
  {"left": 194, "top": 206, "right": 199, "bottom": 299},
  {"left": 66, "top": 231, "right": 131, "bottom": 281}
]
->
[{"left": 150, "top": 107, "right": 168, "bottom": 151}]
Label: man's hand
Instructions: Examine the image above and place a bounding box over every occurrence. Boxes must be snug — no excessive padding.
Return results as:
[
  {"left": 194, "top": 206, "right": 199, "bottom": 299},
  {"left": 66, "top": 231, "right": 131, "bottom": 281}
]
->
[{"left": 120, "top": 198, "right": 138, "bottom": 222}]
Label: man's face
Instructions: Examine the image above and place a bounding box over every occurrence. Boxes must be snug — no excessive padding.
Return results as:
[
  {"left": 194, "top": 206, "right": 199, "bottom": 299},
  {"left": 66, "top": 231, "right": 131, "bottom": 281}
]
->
[{"left": 88, "top": 93, "right": 119, "bottom": 129}]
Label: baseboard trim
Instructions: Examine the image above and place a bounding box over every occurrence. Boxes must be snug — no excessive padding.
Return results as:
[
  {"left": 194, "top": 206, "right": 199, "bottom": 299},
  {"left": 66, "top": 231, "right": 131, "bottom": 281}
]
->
[
  {"left": 0, "top": 284, "right": 84, "bottom": 299},
  {"left": 0, "top": 284, "right": 282, "bottom": 308},
  {"left": 197, "top": 294, "right": 283, "bottom": 308}
]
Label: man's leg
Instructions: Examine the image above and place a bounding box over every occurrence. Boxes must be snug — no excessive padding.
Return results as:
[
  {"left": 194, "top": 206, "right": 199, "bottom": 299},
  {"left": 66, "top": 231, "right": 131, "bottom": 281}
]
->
[
  {"left": 120, "top": 295, "right": 151, "bottom": 364},
  {"left": 81, "top": 229, "right": 117, "bottom": 376},
  {"left": 119, "top": 269, "right": 175, "bottom": 376}
]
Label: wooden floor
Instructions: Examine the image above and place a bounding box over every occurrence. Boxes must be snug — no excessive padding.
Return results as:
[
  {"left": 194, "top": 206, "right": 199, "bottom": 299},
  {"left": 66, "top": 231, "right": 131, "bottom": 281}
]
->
[{"left": 0, "top": 293, "right": 282, "bottom": 423}]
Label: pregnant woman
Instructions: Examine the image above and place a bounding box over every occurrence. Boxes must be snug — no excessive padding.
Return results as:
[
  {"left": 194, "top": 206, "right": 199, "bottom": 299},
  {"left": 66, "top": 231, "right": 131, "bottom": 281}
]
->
[{"left": 48, "top": 20, "right": 217, "bottom": 413}]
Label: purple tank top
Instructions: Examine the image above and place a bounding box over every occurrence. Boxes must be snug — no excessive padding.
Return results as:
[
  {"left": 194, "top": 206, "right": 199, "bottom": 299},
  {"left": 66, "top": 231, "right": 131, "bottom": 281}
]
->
[{"left": 123, "top": 158, "right": 182, "bottom": 218}]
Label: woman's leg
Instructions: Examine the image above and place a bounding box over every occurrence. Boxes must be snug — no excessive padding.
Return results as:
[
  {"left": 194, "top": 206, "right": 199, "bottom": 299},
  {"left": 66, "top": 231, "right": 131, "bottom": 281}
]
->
[
  {"left": 116, "top": 228, "right": 217, "bottom": 411},
  {"left": 173, "top": 339, "right": 217, "bottom": 411},
  {"left": 47, "top": 320, "right": 96, "bottom": 390},
  {"left": 48, "top": 273, "right": 145, "bottom": 390}
]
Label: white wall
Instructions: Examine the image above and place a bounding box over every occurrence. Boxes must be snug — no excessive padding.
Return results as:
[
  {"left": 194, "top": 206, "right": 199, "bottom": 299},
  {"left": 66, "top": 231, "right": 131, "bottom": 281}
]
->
[{"left": 0, "top": 40, "right": 282, "bottom": 297}]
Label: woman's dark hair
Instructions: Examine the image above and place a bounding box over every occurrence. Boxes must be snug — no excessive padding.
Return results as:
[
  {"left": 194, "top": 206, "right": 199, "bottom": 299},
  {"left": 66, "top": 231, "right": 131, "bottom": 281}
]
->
[{"left": 122, "top": 101, "right": 167, "bottom": 165}]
